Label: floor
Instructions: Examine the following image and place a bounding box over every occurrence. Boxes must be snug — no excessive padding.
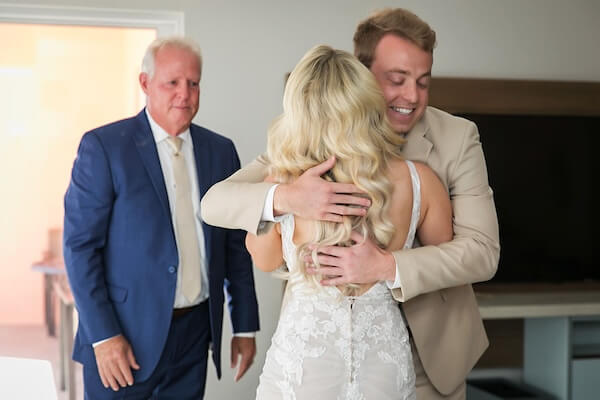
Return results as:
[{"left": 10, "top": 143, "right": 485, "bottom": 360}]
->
[{"left": 0, "top": 324, "right": 83, "bottom": 400}]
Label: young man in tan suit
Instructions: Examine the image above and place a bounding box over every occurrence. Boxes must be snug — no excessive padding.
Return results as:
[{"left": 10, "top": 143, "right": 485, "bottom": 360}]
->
[{"left": 201, "top": 8, "right": 499, "bottom": 400}]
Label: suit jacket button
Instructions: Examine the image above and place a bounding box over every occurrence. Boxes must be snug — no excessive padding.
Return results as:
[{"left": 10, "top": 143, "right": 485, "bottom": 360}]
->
[{"left": 168, "top": 266, "right": 176, "bottom": 274}]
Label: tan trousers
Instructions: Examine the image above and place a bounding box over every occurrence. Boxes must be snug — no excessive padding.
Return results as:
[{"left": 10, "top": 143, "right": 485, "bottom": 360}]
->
[{"left": 411, "top": 339, "right": 466, "bottom": 400}]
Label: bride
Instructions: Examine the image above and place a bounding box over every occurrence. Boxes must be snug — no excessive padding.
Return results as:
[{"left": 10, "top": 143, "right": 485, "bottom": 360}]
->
[{"left": 246, "top": 45, "right": 452, "bottom": 400}]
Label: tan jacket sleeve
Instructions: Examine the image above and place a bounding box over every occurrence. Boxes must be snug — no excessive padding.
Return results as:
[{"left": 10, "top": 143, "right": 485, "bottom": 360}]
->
[
  {"left": 200, "top": 155, "right": 276, "bottom": 234},
  {"left": 391, "top": 122, "right": 500, "bottom": 302}
]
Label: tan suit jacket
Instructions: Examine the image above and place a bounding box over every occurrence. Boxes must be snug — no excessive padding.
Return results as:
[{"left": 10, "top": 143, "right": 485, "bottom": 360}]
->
[{"left": 201, "top": 106, "right": 500, "bottom": 395}]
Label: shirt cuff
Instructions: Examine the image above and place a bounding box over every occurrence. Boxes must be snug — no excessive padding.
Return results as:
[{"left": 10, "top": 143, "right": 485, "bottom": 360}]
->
[
  {"left": 233, "top": 331, "right": 256, "bottom": 338},
  {"left": 92, "top": 334, "right": 119, "bottom": 348},
  {"left": 261, "top": 184, "right": 279, "bottom": 222},
  {"left": 385, "top": 258, "right": 402, "bottom": 290}
]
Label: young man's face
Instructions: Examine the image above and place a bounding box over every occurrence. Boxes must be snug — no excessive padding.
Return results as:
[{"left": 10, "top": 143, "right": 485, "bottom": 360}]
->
[{"left": 369, "top": 34, "right": 433, "bottom": 134}]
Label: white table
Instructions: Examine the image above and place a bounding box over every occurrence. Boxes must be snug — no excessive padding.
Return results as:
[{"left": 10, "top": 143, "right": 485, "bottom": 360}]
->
[{"left": 0, "top": 357, "right": 58, "bottom": 400}]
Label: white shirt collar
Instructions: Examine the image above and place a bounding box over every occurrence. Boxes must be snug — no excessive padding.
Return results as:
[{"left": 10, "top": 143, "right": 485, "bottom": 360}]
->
[{"left": 145, "top": 108, "right": 192, "bottom": 145}]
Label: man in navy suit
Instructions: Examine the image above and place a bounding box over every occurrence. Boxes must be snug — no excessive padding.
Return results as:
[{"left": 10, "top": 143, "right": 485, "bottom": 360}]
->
[{"left": 63, "top": 37, "right": 259, "bottom": 399}]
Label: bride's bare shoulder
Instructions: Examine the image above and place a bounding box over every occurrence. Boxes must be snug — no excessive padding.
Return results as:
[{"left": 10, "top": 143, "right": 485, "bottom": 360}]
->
[{"left": 385, "top": 158, "right": 410, "bottom": 182}]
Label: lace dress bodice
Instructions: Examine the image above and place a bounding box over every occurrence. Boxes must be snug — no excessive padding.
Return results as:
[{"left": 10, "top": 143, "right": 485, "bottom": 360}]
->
[{"left": 256, "top": 161, "right": 421, "bottom": 400}]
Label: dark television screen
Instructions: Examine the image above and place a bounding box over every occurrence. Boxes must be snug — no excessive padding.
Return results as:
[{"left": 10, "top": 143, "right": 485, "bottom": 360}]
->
[{"left": 460, "top": 114, "right": 600, "bottom": 284}]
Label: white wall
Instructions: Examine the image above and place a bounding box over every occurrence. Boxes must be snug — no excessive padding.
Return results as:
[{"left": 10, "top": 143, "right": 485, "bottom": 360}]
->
[{"left": 6, "top": 0, "right": 600, "bottom": 398}]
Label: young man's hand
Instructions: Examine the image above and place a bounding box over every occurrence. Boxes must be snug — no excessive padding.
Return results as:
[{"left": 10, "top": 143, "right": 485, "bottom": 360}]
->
[{"left": 273, "top": 156, "right": 370, "bottom": 221}]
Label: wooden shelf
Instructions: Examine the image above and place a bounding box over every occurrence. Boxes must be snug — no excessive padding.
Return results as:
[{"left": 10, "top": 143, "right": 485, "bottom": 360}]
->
[
  {"left": 476, "top": 290, "right": 600, "bottom": 320},
  {"left": 429, "top": 77, "right": 600, "bottom": 117}
]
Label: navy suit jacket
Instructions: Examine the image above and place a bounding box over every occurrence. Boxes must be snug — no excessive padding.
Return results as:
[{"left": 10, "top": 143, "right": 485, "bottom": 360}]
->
[{"left": 63, "top": 110, "right": 259, "bottom": 381}]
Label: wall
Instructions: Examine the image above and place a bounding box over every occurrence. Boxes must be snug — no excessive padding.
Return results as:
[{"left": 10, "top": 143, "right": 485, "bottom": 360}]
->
[
  {"left": 10, "top": 0, "right": 600, "bottom": 167},
  {"left": 0, "top": 23, "right": 154, "bottom": 325},
  {"left": 3, "top": 0, "right": 600, "bottom": 398}
]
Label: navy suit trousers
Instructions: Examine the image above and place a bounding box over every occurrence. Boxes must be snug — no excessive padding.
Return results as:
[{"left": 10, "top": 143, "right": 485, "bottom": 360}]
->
[{"left": 84, "top": 301, "right": 211, "bottom": 400}]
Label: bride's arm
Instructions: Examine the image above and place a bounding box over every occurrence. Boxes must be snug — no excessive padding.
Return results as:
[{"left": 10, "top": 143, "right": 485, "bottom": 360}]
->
[{"left": 245, "top": 223, "right": 284, "bottom": 272}]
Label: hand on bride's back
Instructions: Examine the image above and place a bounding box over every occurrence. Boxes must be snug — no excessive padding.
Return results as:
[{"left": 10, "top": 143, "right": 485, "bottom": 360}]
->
[{"left": 272, "top": 156, "right": 370, "bottom": 221}]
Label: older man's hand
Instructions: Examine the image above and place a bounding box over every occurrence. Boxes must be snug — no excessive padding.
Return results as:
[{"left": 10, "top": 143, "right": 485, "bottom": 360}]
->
[
  {"left": 231, "top": 336, "right": 256, "bottom": 382},
  {"left": 93, "top": 334, "right": 140, "bottom": 391}
]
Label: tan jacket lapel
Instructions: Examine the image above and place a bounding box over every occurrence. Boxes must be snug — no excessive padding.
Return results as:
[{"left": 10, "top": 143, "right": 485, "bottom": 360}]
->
[{"left": 401, "top": 114, "right": 432, "bottom": 163}]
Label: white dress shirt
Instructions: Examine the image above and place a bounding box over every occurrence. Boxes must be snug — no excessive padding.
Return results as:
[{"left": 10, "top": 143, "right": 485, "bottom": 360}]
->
[
  {"left": 148, "top": 111, "right": 254, "bottom": 337},
  {"left": 147, "top": 110, "right": 209, "bottom": 308},
  {"left": 93, "top": 111, "right": 254, "bottom": 347}
]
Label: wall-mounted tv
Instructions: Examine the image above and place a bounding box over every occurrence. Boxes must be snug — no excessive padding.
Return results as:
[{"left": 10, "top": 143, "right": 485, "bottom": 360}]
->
[{"left": 461, "top": 114, "right": 600, "bottom": 284}]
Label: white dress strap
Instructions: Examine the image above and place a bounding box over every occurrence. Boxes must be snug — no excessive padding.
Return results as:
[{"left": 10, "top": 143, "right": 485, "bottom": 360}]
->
[
  {"left": 402, "top": 160, "right": 421, "bottom": 250},
  {"left": 279, "top": 214, "right": 296, "bottom": 265}
]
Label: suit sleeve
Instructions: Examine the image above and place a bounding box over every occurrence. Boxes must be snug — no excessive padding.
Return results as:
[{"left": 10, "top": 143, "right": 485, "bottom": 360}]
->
[
  {"left": 391, "top": 122, "right": 500, "bottom": 301},
  {"left": 63, "top": 132, "right": 122, "bottom": 343},
  {"left": 200, "top": 155, "right": 275, "bottom": 234},
  {"left": 222, "top": 144, "right": 260, "bottom": 333}
]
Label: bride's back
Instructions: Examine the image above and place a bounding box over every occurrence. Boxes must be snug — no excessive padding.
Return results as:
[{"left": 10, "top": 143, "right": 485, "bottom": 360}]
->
[
  {"left": 257, "top": 45, "right": 418, "bottom": 399},
  {"left": 293, "top": 158, "right": 415, "bottom": 249},
  {"left": 292, "top": 158, "right": 417, "bottom": 296},
  {"left": 267, "top": 45, "right": 408, "bottom": 296}
]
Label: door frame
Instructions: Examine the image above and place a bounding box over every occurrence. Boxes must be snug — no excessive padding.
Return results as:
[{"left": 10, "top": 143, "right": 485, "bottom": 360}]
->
[{"left": 0, "top": 3, "right": 183, "bottom": 36}]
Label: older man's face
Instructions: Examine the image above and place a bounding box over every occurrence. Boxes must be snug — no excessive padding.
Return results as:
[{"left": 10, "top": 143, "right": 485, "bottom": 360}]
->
[
  {"left": 369, "top": 34, "right": 433, "bottom": 134},
  {"left": 140, "top": 46, "right": 200, "bottom": 135}
]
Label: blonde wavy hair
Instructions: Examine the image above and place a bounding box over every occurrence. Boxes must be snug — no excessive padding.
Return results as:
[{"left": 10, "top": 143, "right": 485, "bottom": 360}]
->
[{"left": 266, "top": 45, "right": 405, "bottom": 295}]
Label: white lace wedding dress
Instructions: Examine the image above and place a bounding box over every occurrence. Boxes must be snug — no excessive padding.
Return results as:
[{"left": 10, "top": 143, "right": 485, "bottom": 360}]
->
[{"left": 256, "top": 161, "right": 421, "bottom": 400}]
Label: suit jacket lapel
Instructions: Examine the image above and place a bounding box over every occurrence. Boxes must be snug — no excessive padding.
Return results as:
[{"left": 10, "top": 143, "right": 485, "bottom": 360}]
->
[
  {"left": 402, "top": 110, "right": 433, "bottom": 163},
  {"left": 133, "top": 110, "right": 171, "bottom": 220},
  {"left": 190, "top": 126, "right": 212, "bottom": 199},
  {"left": 190, "top": 125, "right": 213, "bottom": 266}
]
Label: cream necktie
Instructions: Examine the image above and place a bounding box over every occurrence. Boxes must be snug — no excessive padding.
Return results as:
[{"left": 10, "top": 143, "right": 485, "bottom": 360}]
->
[{"left": 166, "top": 136, "right": 202, "bottom": 303}]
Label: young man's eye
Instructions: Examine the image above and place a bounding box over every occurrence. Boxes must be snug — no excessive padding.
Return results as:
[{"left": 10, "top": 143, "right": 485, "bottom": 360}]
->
[{"left": 417, "top": 78, "right": 430, "bottom": 89}]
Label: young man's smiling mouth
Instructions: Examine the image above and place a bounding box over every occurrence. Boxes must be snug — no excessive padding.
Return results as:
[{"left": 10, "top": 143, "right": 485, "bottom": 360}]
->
[{"left": 390, "top": 106, "right": 413, "bottom": 115}]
